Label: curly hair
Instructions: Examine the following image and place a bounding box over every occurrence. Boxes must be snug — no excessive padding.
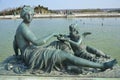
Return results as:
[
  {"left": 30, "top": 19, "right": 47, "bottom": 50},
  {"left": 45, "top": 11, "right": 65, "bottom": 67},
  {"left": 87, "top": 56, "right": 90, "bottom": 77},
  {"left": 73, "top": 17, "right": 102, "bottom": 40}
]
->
[{"left": 20, "top": 5, "right": 34, "bottom": 19}]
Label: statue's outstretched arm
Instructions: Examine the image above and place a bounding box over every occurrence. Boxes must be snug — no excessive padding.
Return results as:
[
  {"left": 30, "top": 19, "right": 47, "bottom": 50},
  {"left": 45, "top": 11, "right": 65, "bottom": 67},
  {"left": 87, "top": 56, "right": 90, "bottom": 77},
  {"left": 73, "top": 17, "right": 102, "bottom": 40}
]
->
[
  {"left": 56, "top": 34, "right": 82, "bottom": 47},
  {"left": 22, "top": 27, "right": 54, "bottom": 46}
]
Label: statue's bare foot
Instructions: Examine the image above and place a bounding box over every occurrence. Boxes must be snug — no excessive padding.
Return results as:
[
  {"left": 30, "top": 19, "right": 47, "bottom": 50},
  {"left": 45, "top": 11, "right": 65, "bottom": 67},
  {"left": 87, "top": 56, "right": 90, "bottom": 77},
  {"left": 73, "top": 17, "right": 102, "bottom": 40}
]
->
[{"left": 102, "top": 59, "right": 117, "bottom": 71}]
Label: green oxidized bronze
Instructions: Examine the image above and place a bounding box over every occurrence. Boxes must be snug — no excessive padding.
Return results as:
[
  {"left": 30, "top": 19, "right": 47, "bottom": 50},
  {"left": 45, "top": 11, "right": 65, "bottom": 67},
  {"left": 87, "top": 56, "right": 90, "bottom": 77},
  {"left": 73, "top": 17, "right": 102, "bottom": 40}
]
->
[
  {"left": 13, "top": 6, "right": 117, "bottom": 73},
  {"left": 52, "top": 24, "right": 111, "bottom": 63},
  {"left": 0, "top": 6, "right": 117, "bottom": 75}
]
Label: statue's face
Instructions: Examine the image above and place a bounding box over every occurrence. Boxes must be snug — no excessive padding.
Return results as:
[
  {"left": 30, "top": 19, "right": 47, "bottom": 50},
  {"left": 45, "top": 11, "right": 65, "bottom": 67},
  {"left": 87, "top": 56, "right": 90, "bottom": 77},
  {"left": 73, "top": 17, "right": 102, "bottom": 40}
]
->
[
  {"left": 69, "top": 26, "right": 76, "bottom": 33},
  {"left": 69, "top": 26, "right": 79, "bottom": 37},
  {"left": 24, "top": 12, "right": 34, "bottom": 23}
]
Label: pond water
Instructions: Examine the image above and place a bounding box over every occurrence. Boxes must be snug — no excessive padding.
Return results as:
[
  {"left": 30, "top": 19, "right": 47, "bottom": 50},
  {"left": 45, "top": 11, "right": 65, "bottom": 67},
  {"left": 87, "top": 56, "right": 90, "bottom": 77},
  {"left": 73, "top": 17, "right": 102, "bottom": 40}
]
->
[{"left": 0, "top": 18, "right": 120, "bottom": 64}]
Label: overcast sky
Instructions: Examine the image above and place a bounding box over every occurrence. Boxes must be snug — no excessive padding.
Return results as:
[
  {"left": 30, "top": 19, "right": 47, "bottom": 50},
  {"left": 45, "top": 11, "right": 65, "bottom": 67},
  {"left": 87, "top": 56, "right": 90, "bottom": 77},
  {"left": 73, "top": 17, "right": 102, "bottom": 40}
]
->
[{"left": 0, "top": 0, "right": 120, "bottom": 11}]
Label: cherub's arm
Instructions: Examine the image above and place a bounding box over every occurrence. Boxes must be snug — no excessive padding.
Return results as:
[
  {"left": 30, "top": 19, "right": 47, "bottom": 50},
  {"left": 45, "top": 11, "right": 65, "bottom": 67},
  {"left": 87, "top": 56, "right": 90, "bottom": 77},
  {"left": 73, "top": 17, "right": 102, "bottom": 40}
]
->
[
  {"left": 56, "top": 34, "right": 82, "bottom": 47},
  {"left": 67, "top": 37, "right": 82, "bottom": 47}
]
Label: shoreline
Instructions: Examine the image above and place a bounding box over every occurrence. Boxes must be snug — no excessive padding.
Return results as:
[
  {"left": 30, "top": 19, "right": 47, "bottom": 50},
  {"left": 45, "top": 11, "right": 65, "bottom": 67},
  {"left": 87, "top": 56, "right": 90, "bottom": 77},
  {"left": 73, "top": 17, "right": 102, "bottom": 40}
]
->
[{"left": 0, "top": 13, "right": 120, "bottom": 19}]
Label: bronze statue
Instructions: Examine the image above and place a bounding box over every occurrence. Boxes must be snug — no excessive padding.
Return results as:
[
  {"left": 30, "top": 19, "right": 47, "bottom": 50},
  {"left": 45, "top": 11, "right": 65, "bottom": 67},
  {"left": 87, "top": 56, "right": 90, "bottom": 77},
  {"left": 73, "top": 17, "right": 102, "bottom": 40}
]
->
[
  {"left": 13, "top": 6, "right": 117, "bottom": 74},
  {"left": 53, "top": 24, "right": 110, "bottom": 62}
]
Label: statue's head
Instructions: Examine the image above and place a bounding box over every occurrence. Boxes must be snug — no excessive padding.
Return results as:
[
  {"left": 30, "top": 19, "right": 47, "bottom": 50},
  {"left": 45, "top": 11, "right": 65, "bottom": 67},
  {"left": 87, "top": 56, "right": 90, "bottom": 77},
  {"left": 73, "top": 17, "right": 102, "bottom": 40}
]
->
[
  {"left": 69, "top": 24, "right": 79, "bottom": 34},
  {"left": 69, "top": 24, "right": 80, "bottom": 40},
  {"left": 20, "top": 6, "right": 34, "bottom": 23}
]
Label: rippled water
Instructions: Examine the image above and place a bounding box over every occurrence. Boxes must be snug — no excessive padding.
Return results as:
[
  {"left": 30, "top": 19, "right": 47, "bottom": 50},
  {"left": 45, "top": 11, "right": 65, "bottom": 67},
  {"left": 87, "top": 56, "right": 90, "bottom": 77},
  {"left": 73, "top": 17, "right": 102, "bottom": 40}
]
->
[{"left": 0, "top": 18, "right": 120, "bottom": 64}]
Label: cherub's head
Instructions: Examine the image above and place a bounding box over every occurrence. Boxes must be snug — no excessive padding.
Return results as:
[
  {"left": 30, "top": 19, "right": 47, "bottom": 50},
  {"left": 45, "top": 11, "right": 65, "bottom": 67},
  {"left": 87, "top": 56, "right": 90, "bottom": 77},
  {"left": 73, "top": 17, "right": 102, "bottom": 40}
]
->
[
  {"left": 20, "top": 6, "right": 34, "bottom": 23},
  {"left": 69, "top": 24, "right": 79, "bottom": 34},
  {"left": 69, "top": 24, "right": 80, "bottom": 40}
]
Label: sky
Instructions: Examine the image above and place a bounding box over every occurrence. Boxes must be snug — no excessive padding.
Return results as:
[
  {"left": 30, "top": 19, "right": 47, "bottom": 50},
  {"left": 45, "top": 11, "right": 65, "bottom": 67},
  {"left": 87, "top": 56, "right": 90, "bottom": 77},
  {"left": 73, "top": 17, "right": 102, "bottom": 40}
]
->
[{"left": 0, "top": 0, "right": 120, "bottom": 11}]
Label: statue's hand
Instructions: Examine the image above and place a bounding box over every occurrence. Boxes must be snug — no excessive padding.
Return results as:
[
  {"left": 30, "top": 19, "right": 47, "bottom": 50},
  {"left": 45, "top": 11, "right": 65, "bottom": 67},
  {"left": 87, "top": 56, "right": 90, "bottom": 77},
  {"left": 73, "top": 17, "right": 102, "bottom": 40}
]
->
[
  {"left": 57, "top": 35, "right": 69, "bottom": 42},
  {"left": 53, "top": 34, "right": 59, "bottom": 37},
  {"left": 53, "top": 33, "right": 62, "bottom": 38},
  {"left": 54, "top": 34, "right": 69, "bottom": 41},
  {"left": 52, "top": 33, "right": 60, "bottom": 37}
]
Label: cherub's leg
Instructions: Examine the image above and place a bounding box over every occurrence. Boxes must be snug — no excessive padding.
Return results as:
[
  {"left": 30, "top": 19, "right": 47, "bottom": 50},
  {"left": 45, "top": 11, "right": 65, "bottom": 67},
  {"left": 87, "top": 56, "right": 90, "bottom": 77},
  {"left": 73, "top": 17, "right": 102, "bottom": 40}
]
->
[
  {"left": 86, "top": 46, "right": 110, "bottom": 58},
  {"left": 74, "top": 50, "right": 98, "bottom": 62}
]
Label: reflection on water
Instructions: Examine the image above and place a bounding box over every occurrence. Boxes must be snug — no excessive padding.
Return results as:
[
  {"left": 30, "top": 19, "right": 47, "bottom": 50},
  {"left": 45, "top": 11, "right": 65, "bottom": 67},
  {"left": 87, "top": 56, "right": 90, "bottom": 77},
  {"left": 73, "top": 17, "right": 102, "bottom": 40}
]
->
[{"left": 0, "top": 18, "right": 120, "bottom": 64}]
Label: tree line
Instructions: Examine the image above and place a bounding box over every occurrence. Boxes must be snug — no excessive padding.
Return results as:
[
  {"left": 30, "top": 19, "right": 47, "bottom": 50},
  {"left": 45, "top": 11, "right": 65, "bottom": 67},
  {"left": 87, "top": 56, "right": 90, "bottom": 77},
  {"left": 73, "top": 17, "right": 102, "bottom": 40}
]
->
[
  {"left": 0, "top": 5, "right": 53, "bottom": 16},
  {"left": 0, "top": 6, "right": 120, "bottom": 16}
]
